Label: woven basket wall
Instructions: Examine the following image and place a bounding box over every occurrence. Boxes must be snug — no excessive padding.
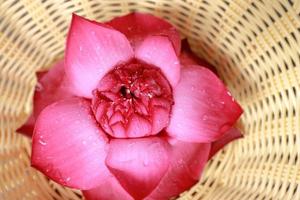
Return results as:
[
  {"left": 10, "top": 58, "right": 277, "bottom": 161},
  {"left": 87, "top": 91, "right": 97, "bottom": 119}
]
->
[{"left": 0, "top": 0, "right": 299, "bottom": 199}]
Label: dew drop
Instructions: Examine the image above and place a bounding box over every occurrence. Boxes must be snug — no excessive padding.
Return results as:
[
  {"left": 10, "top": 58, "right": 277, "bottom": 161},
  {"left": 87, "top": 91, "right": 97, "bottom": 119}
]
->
[
  {"left": 148, "top": 142, "right": 160, "bottom": 151},
  {"left": 35, "top": 156, "right": 41, "bottom": 160},
  {"left": 79, "top": 46, "right": 82, "bottom": 51},
  {"left": 145, "top": 53, "right": 151, "bottom": 59},
  {"left": 46, "top": 156, "right": 53, "bottom": 160},
  {"left": 35, "top": 82, "right": 44, "bottom": 91},
  {"left": 82, "top": 140, "right": 87, "bottom": 145},
  {"left": 45, "top": 164, "right": 53, "bottom": 173},
  {"left": 143, "top": 159, "right": 149, "bottom": 167},
  {"left": 38, "top": 138, "right": 47, "bottom": 146},
  {"left": 128, "top": 141, "right": 136, "bottom": 148},
  {"left": 65, "top": 177, "right": 71, "bottom": 182},
  {"left": 55, "top": 170, "right": 65, "bottom": 184},
  {"left": 202, "top": 115, "right": 208, "bottom": 121},
  {"left": 219, "top": 123, "right": 231, "bottom": 133},
  {"left": 200, "top": 89, "right": 207, "bottom": 94},
  {"left": 218, "top": 102, "right": 225, "bottom": 109},
  {"left": 212, "top": 101, "right": 225, "bottom": 109},
  {"left": 178, "top": 159, "right": 184, "bottom": 165},
  {"left": 176, "top": 159, "right": 185, "bottom": 169}
]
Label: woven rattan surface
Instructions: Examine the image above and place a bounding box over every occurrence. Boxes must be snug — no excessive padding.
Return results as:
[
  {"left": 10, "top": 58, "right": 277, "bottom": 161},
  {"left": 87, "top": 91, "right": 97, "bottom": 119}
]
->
[{"left": 0, "top": 0, "right": 299, "bottom": 199}]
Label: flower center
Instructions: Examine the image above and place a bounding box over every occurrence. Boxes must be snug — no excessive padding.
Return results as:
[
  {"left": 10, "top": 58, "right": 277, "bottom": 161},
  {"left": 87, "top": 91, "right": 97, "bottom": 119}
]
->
[{"left": 92, "top": 60, "right": 173, "bottom": 138}]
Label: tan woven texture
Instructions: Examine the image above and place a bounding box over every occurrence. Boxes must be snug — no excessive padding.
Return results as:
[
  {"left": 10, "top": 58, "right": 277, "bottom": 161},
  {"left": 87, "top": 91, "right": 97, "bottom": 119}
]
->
[{"left": 0, "top": 0, "right": 299, "bottom": 199}]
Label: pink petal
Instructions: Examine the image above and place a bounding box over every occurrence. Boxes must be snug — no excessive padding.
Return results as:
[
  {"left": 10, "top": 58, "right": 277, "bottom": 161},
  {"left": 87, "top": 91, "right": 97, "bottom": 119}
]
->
[
  {"left": 34, "top": 60, "right": 73, "bottom": 117},
  {"left": 106, "top": 137, "right": 170, "bottom": 199},
  {"left": 107, "top": 12, "right": 181, "bottom": 55},
  {"left": 209, "top": 127, "right": 243, "bottom": 159},
  {"left": 31, "top": 98, "right": 109, "bottom": 190},
  {"left": 17, "top": 114, "right": 35, "bottom": 137},
  {"left": 126, "top": 114, "right": 152, "bottom": 138},
  {"left": 151, "top": 106, "right": 170, "bottom": 135},
  {"left": 147, "top": 139, "right": 210, "bottom": 200},
  {"left": 135, "top": 36, "right": 180, "bottom": 88},
  {"left": 17, "top": 60, "right": 73, "bottom": 137},
  {"left": 180, "top": 39, "right": 218, "bottom": 74},
  {"left": 65, "top": 14, "right": 134, "bottom": 98},
  {"left": 83, "top": 175, "right": 133, "bottom": 200},
  {"left": 167, "top": 66, "right": 243, "bottom": 143}
]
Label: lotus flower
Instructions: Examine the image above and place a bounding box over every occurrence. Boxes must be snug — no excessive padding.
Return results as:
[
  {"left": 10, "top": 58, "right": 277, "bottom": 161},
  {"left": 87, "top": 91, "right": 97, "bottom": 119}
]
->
[{"left": 18, "top": 13, "right": 243, "bottom": 200}]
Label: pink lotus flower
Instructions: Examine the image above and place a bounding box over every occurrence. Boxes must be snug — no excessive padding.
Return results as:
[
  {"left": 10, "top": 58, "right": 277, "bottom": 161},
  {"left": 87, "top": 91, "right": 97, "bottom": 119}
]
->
[{"left": 19, "top": 13, "right": 243, "bottom": 200}]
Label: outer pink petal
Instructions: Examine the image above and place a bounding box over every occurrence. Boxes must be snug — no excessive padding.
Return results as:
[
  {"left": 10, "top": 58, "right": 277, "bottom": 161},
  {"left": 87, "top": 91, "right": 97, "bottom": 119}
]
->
[
  {"left": 107, "top": 12, "right": 181, "bottom": 55},
  {"left": 209, "top": 127, "right": 243, "bottom": 160},
  {"left": 31, "top": 98, "right": 109, "bottom": 190},
  {"left": 65, "top": 14, "right": 134, "bottom": 98},
  {"left": 147, "top": 139, "right": 210, "bottom": 200},
  {"left": 106, "top": 137, "right": 170, "bottom": 199},
  {"left": 34, "top": 60, "right": 74, "bottom": 117},
  {"left": 180, "top": 39, "right": 218, "bottom": 74},
  {"left": 135, "top": 36, "right": 180, "bottom": 88},
  {"left": 17, "top": 114, "right": 35, "bottom": 137},
  {"left": 167, "top": 66, "right": 243, "bottom": 143},
  {"left": 17, "top": 60, "right": 73, "bottom": 137},
  {"left": 83, "top": 175, "right": 133, "bottom": 200}
]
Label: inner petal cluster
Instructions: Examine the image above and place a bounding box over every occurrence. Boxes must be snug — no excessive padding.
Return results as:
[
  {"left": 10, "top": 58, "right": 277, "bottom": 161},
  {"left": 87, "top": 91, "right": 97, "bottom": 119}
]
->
[{"left": 92, "top": 60, "right": 173, "bottom": 138}]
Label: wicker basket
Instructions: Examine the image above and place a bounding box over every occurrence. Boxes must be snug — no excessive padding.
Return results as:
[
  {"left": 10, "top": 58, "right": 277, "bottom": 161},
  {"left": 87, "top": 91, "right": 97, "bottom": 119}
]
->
[{"left": 0, "top": 0, "right": 299, "bottom": 199}]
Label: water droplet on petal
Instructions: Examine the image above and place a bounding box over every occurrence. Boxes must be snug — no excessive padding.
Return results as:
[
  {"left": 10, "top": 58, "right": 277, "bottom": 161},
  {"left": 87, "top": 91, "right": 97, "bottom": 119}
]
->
[
  {"left": 45, "top": 164, "right": 53, "bottom": 173},
  {"left": 177, "top": 159, "right": 185, "bottom": 168},
  {"left": 220, "top": 123, "right": 231, "bottom": 133},
  {"left": 176, "top": 123, "right": 182, "bottom": 128},
  {"left": 143, "top": 159, "right": 149, "bottom": 167},
  {"left": 35, "top": 82, "right": 43, "bottom": 91},
  {"left": 128, "top": 142, "right": 136, "bottom": 148},
  {"left": 46, "top": 156, "right": 53, "bottom": 160},
  {"left": 39, "top": 138, "right": 47, "bottom": 146},
  {"left": 174, "top": 61, "right": 179, "bottom": 65},
  {"left": 79, "top": 46, "right": 82, "bottom": 51},
  {"left": 200, "top": 89, "right": 207, "bottom": 94},
  {"left": 202, "top": 115, "right": 208, "bottom": 121},
  {"left": 65, "top": 177, "right": 71, "bottom": 182},
  {"left": 148, "top": 142, "right": 160, "bottom": 151},
  {"left": 82, "top": 140, "right": 87, "bottom": 145}
]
